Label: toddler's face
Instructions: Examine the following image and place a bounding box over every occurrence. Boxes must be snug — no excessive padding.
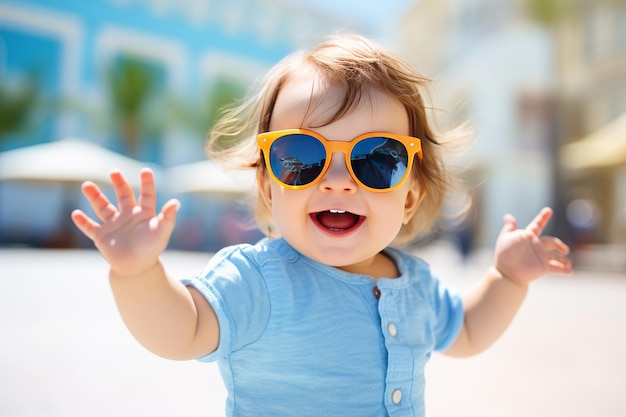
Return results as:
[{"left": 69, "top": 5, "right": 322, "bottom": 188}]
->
[{"left": 260, "top": 74, "right": 422, "bottom": 275}]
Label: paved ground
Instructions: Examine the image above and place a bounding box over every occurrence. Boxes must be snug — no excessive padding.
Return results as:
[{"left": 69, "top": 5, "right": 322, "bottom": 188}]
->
[{"left": 1, "top": 243, "right": 625, "bottom": 417}]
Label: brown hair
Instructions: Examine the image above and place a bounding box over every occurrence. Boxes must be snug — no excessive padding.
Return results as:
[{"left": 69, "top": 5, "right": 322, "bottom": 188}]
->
[{"left": 207, "top": 34, "right": 468, "bottom": 245}]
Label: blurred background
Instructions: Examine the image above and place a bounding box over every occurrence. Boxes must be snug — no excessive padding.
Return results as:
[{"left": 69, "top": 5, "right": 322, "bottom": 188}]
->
[{"left": 0, "top": 0, "right": 625, "bottom": 266}]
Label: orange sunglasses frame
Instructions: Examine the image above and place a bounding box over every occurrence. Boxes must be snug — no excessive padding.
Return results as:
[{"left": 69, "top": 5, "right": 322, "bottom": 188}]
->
[{"left": 257, "top": 129, "right": 423, "bottom": 193}]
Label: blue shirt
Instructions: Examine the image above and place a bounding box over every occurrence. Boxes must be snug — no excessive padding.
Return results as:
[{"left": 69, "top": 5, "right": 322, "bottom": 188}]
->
[{"left": 183, "top": 238, "right": 464, "bottom": 417}]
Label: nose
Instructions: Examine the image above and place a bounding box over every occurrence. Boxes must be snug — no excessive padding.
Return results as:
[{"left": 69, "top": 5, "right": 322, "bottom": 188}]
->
[{"left": 319, "top": 152, "right": 357, "bottom": 193}]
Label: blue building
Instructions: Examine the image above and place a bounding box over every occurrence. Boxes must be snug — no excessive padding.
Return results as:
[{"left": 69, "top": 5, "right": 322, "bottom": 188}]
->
[
  {"left": 0, "top": 0, "right": 356, "bottom": 162},
  {"left": 0, "top": 0, "right": 361, "bottom": 248}
]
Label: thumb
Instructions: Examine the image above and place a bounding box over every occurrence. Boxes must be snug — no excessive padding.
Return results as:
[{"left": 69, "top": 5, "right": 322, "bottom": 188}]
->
[
  {"left": 499, "top": 213, "right": 518, "bottom": 235},
  {"left": 157, "top": 199, "right": 180, "bottom": 236}
]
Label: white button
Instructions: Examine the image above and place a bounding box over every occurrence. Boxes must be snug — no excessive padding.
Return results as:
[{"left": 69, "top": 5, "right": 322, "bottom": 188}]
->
[
  {"left": 387, "top": 323, "right": 398, "bottom": 337},
  {"left": 392, "top": 389, "right": 403, "bottom": 404}
]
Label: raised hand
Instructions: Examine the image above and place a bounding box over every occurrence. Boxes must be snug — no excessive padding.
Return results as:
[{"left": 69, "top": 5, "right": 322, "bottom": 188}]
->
[
  {"left": 71, "top": 169, "right": 180, "bottom": 276},
  {"left": 494, "top": 207, "right": 572, "bottom": 286}
]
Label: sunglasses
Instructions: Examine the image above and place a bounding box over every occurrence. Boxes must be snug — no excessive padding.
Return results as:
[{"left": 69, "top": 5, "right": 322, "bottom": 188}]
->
[{"left": 257, "top": 129, "right": 423, "bottom": 192}]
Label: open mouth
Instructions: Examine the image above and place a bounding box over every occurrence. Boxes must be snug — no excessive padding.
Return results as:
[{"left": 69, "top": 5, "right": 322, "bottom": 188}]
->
[{"left": 310, "top": 209, "right": 365, "bottom": 233}]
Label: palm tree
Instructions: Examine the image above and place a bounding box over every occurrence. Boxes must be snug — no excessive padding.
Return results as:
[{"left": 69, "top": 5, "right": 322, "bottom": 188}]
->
[
  {"left": 107, "top": 56, "right": 158, "bottom": 159},
  {"left": 170, "top": 75, "right": 247, "bottom": 146},
  {"left": 0, "top": 71, "right": 39, "bottom": 146}
]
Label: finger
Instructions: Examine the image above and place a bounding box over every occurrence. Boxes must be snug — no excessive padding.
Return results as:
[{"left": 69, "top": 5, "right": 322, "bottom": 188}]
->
[
  {"left": 539, "top": 237, "right": 573, "bottom": 275},
  {"left": 541, "top": 236, "right": 571, "bottom": 255},
  {"left": 157, "top": 199, "right": 181, "bottom": 236},
  {"left": 548, "top": 256, "right": 573, "bottom": 275},
  {"left": 137, "top": 168, "right": 157, "bottom": 213},
  {"left": 81, "top": 181, "right": 118, "bottom": 222},
  {"left": 71, "top": 209, "right": 101, "bottom": 241},
  {"left": 499, "top": 213, "right": 518, "bottom": 235},
  {"left": 525, "top": 207, "right": 553, "bottom": 236},
  {"left": 110, "top": 170, "right": 137, "bottom": 211}
]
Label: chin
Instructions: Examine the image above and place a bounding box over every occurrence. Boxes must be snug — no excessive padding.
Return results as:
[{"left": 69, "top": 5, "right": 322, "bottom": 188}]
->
[{"left": 305, "top": 246, "right": 376, "bottom": 269}]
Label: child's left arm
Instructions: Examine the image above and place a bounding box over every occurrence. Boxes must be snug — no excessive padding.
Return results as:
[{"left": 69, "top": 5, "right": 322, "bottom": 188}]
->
[{"left": 444, "top": 207, "right": 572, "bottom": 357}]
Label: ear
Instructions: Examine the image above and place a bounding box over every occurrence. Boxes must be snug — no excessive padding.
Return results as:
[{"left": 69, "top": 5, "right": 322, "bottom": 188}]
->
[{"left": 402, "top": 178, "right": 425, "bottom": 225}]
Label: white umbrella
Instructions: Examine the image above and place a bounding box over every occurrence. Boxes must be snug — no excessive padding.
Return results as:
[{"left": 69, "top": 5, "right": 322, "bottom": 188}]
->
[
  {"left": 166, "top": 160, "right": 255, "bottom": 195},
  {"left": 0, "top": 138, "right": 160, "bottom": 187},
  {"left": 164, "top": 160, "right": 259, "bottom": 251},
  {"left": 0, "top": 139, "right": 162, "bottom": 248}
]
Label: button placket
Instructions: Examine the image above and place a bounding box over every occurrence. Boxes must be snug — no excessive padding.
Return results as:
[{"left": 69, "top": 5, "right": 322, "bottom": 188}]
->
[{"left": 378, "top": 285, "right": 413, "bottom": 414}]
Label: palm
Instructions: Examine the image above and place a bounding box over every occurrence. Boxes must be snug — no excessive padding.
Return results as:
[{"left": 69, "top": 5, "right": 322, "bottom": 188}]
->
[
  {"left": 71, "top": 169, "right": 179, "bottom": 276},
  {"left": 90, "top": 205, "right": 168, "bottom": 272}
]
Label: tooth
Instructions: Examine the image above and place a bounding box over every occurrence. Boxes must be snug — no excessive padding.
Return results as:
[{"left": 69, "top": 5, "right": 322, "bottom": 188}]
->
[{"left": 329, "top": 209, "right": 346, "bottom": 214}]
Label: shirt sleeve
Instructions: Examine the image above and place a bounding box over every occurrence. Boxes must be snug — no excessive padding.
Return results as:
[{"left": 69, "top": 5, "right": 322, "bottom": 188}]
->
[
  {"left": 431, "top": 278, "right": 464, "bottom": 352},
  {"left": 181, "top": 245, "right": 271, "bottom": 362}
]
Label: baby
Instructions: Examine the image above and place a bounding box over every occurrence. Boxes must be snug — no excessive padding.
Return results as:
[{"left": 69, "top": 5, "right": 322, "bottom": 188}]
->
[{"left": 72, "top": 35, "right": 572, "bottom": 416}]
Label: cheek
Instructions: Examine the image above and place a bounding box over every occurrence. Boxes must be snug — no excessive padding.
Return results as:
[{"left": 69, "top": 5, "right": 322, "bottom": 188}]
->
[
  {"left": 377, "top": 191, "right": 416, "bottom": 233},
  {"left": 371, "top": 195, "right": 408, "bottom": 230},
  {"left": 390, "top": 203, "right": 410, "bottom": 233},
  {"left": 268, "top": 185, "right": 308, "bottom": 230}
]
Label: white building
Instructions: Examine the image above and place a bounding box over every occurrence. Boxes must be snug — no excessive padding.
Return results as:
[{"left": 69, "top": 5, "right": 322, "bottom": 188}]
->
[{"left": 399, "top": 0, "right": 559, "bottom": 246}]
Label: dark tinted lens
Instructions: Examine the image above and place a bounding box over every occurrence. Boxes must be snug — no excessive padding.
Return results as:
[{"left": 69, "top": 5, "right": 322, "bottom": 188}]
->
[
  {"left": 350, "top": 137, "right": 409, "bottom": 189},
  {"left": 269, "top": 134, "right": 326, "bottom": 186}
]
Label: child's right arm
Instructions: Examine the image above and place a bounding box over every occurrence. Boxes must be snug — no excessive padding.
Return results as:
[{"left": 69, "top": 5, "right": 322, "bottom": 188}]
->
[{"left": 71, "top": 169, "right": 219, "bottom": 360}]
